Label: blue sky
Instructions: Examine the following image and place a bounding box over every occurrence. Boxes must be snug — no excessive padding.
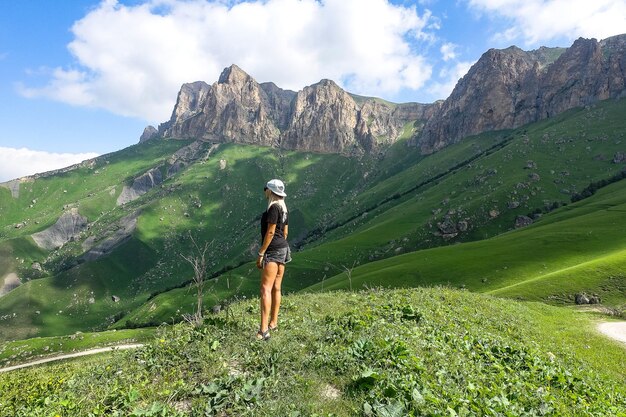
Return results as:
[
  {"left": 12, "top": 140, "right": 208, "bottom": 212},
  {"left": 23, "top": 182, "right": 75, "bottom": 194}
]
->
[{"left": 1, "top": 0, "right": 625, "bottom": 182}]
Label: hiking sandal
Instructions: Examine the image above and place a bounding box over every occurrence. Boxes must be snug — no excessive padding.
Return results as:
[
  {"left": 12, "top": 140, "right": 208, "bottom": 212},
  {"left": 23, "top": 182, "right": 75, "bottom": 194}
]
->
[
  {"left": 256, "top": 329, "right": 270, "bottom": 341},
  {"left": 268, "top": 324, "right": 278, "bottom": 331}
]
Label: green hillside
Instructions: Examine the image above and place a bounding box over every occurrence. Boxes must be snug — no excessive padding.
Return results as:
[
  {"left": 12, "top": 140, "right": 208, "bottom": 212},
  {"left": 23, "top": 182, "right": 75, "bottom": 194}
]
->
[
  {"left": 0, "top": 141, "right": 378, "bottom": 340},
  {"left": 1, "top": 98, "right": 626, "bottom": 340},
  {"left": 2, "top": 288, "right": 625, "bottom": 416},
  {"left": 310, "top": 178, "right": 626, "bottom": 306},
  {"left": 120, "top": 98, "right": 626, "bottom": 327}
]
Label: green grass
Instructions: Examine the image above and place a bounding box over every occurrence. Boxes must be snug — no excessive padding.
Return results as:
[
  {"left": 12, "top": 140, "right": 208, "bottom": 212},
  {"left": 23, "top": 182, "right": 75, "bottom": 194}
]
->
[
  {"left": 1, "top": 288, "right": 624, "bottom": 416},
  {"left": 100, "top": 98, "right": 626, "bottom": 329},
  {"left": 2, "top": 98, "right": 626, "bottom": 342},
  {"left": 0, "top": 328, "right": 154, "bottom": 367},
  {"left": 310, "top": 178, "right": 626, "bottom": 307},
  {"left": 0, "top": 141, "right": 378, "bottom": 340}
]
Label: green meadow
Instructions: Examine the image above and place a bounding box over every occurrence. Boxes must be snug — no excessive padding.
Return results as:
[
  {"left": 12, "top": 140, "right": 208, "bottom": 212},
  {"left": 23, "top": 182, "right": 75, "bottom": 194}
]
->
[
  {"left": 1, "top": 288, "right": 625, "bottom": 416},
  {"left": 117, "top": 98, "right": 626, "bottom": 327},
  {"left": 0, "top": 97, "right": 625, "bottom": 399},
  {"left": 311, "top": 178, "right": 626, "bottom": 305}
]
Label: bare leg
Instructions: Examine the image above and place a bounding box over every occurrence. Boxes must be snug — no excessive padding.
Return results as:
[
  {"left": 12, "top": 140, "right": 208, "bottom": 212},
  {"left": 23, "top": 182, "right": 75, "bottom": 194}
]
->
[
  {"left": 260, "top": 262, "right": 278, "bottom": 333},
  {"left": 269, "top": 263, "right": 285, "bottom": 329}
]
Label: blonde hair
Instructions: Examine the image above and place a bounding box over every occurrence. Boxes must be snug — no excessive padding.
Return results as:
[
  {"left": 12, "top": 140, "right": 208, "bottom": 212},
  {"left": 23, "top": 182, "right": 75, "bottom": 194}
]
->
[{"left": 267, "top": 193, "right": 288, "bottom": 223}]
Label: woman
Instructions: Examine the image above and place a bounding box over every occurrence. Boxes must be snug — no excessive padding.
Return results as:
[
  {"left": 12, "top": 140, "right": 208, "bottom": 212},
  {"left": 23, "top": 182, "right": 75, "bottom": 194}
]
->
[{"left": 256, "top": 179, "right": 290, "bottom": 341}]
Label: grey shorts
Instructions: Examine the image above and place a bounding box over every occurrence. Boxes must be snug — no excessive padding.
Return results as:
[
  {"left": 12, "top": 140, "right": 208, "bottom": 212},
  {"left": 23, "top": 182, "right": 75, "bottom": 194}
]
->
[{"left": 263, "top": 246, "right": 292, "bottom": 267}]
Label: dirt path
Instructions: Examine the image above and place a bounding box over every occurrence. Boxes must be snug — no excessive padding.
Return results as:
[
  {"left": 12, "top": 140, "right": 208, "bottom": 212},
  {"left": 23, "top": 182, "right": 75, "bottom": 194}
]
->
[
  {"left": 0, "top": 344, "right": 143, "bottom": 373},
  {"left": 597, "top": 322, "right": 626, "bottom": 345}
]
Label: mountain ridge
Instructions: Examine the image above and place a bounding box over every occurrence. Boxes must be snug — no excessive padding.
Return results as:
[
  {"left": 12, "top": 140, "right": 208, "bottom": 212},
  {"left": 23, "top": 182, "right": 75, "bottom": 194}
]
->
[
  {"left": 1, "top": 35, "right": 626, "bottom": 344},
  {"left": 156, "top": 63, "right": 438, "bottom": 155},
  {"left": 151, "top": 34, "right": 626, "bottom": 156},
  {"left": 418, "top": 34, "right": 626, "bottom": 152}
]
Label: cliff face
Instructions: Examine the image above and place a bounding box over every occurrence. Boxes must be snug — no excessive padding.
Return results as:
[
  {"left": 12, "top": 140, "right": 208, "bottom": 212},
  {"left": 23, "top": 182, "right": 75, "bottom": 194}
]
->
[
  {"left": 159, "top": 65, "right": 433, "bottom": 155},
  {"left": 418, "top": 35, "right": 626, "bottom": 153},
  {"left": 156, "top": 35, "right": 626, "bottom": 156},
  {"left": 281, "top": 79, "right": 360, "bottom": 154},
  {"left": 161, "top": 67, "right": 280, "bottom": 146}
]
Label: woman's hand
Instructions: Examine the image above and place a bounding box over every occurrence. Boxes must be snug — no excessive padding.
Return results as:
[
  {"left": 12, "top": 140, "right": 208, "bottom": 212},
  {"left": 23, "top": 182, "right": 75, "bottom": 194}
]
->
[{"left": 256, "top": 254, "right": 264, "bottom": 269}]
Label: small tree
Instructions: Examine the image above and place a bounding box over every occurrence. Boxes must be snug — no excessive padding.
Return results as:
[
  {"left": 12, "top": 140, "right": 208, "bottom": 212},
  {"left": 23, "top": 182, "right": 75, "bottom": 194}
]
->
[
  {"left": 325, "top": 260, "right": 359, "bottom": 292},
  {"left": 181, "top": 235, "right": 212, "bottom": 326},
  {"left": 342, "top": 260, "right": 358, "bottom": 292}
]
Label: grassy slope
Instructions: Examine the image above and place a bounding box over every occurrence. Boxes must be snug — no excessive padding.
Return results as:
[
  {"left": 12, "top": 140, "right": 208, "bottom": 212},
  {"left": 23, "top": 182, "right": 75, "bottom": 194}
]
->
[
  {"left": 0, "top": 139, "right": 193, "bottom": 240},
  {"left": 0, "top": 140, "right": 197, "bottom": 341},
  {"left": 1, "top": 288, "right": 625, "bottom": 416},
  {"left": 312, "top": 178, "right": 626, "bottom": 306},
  {"left": 0, "top": 142, "right": 377, "bottom": 340},
  {"left": 2, "top": 98, "right": 626, "bottom": 340},
  {"left": 0, "top": 328, "right": 154, "bottom": 367},
  {"left": 257, "top": 98, "right": 626, "bottom": 288},
  {"left": 123, "top": 99, "right": 626, "bottom": 326}
]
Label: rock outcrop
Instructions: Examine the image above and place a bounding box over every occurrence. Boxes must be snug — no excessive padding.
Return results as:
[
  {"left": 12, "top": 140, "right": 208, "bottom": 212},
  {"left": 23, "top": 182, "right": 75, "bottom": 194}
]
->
[
  {"left": 139, "top": 125, "right": 158, "bottom": 143},
  {"left": 0, "top": 273, "right": 20, "bottom": 297},
  {"left": 117, "top": 168, "right": 163, "bottom": 206},
  {"left": 81, "top": 212, "right": 140, "bottom": 262},
  {"left": 117, "top": 140, "right": 208, "bottom": 205},
  {"left": 281, "top": 79, "right": 360, "bottom": 153},
  {"left": 0, "top": 179, "right": 23, "bottom": 198},
  {"left": 31, "top": 208, "right": 89, "bottom": 250},
  {"left": 159, "top": 65, "right": 435, "bottom": 155},
  {"left": 418, "top": 35, "right": 626, "bottom": 153}
]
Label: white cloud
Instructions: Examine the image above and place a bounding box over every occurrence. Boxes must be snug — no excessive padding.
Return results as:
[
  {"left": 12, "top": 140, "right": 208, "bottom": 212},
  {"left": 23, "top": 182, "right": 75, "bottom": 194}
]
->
[
  {"left": 19, "top": 0, "right": 437, "bottom": 123},
  {"left": 467, "top": 0, "right": 626, "bottom": 46},
  {"left": 440, "top": 42, "right": 458, "bottom": 61},
  {"left": 427, "top": 60, "right": 475, "bottom": 100},
  {"left": 0, "top": 147, "right": 99, "bottom": 183}
]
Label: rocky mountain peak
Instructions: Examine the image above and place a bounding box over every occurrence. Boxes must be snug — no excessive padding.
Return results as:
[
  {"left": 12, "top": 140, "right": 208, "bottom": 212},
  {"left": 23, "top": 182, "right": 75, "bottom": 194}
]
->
[
  {"left": 417, "top": 34, "right": 626, "bottom": 153},
  {"left": 159, "top": 65, "right": 433, "bottom": 155},
  {"left": 139, "top": 125, "right": 158, "bottom": 143},
  {"left": 218, "top": 64, "right": 252, "bottom": 85},
  {"left": 156, "top": 34, "right": 626, "bottom": 157},
  {"left": 600, "top": 33, "right": 626, "bottom": 50}
]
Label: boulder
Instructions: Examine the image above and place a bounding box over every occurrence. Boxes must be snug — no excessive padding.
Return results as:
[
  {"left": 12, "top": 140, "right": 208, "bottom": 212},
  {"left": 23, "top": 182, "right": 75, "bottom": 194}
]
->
[
  {"left": 514, "top": 215, "right": 533, "bottom": 228},
  {"left": 437, "top": 217, "right": 458, "bottom": 235},
  {"left": 575, "top": 293, "right": 590, "bottom": 305},
  {"left": 525, "top": 160, "right": 537, "bottom": 169}
]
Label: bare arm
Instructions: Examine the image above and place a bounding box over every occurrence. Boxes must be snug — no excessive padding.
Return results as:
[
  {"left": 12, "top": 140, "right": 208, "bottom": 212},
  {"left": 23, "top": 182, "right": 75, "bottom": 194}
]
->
[
  {"left": 259, "top": 223, "right": 277, "bottom": 255},
  {"left": 257, "top": 223, "right": 277, "bottom": 269}
]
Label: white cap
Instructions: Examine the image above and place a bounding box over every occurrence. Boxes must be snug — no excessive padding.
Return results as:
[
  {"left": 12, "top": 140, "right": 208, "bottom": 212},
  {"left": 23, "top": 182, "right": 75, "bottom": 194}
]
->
[{"left": 266, "top": 179, "right": 287, "bottom": 197}]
